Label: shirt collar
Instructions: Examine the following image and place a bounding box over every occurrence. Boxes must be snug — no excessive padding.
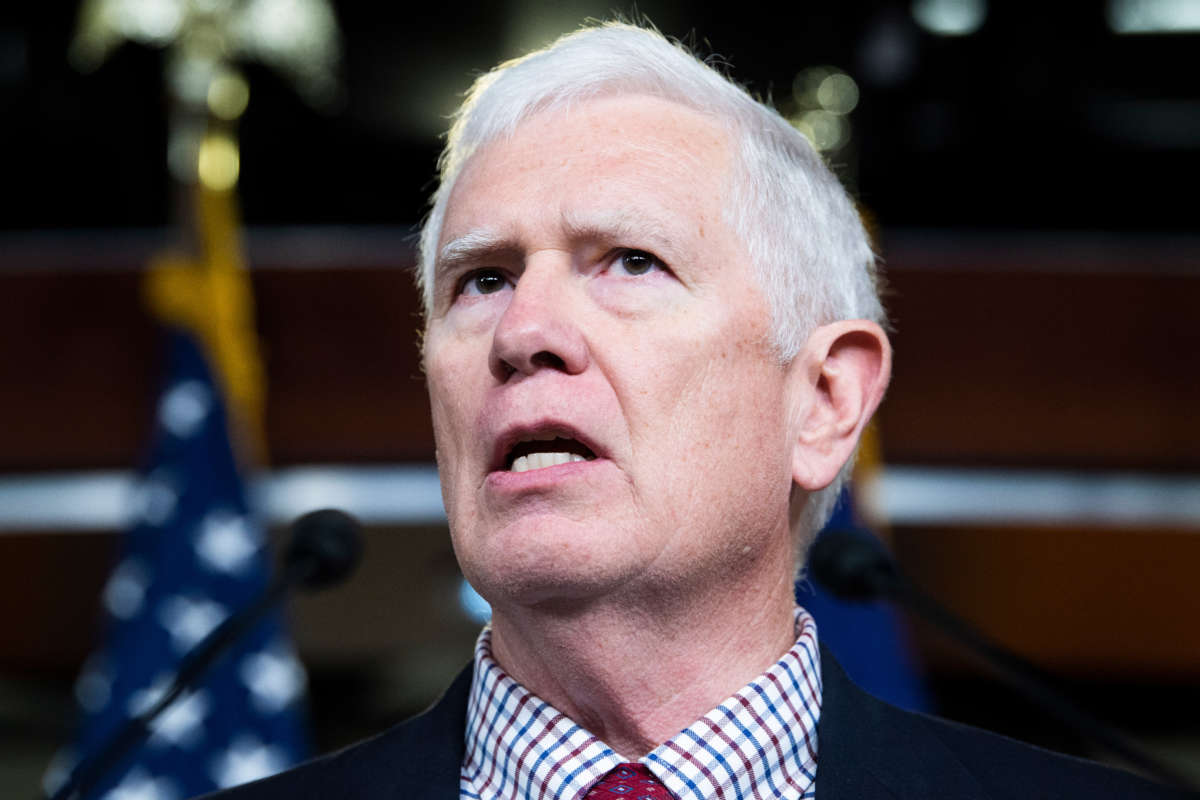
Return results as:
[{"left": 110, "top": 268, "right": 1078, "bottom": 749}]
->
[{"left": 461, "top": 608, "right": 822, "bottom": 800}]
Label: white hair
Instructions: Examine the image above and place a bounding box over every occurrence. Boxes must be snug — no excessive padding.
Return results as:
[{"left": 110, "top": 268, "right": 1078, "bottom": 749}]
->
[{"left": 418, "top": 21, "right": 887, "bottom": 543}]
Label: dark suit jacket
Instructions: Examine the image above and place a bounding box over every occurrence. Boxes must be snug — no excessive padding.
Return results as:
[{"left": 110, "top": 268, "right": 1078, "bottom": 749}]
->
[{"left": 204, "top": 646, "right": 1187, "bottom": 799}]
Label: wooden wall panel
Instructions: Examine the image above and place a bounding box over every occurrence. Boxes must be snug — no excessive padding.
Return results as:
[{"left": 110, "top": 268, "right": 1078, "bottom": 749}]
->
[
  {"left": 0, "top": 260, "right": 429, "bottom": 471},
  {"left": 254, "top": 268, "right": 433, "bottom": 464},
  {"left": 880, "top": 268, "right": 1200, "bottom": 470},
  {"left": 892, "top": 524, "right": 1200, "bottom": 680},
  {"left": 0, "top": 271, "right": 158, "bottom": 471}
]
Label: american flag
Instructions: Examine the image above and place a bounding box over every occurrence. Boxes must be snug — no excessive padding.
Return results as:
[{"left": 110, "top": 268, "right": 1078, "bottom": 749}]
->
[{"left": 45, "top": 329, "right": 309, "bottom": 800}]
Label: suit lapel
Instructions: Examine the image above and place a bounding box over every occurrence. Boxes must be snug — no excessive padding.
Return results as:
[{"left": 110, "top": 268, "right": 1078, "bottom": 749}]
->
[{"left": 378, "top": 662, "right": 473, "bottom": 798}]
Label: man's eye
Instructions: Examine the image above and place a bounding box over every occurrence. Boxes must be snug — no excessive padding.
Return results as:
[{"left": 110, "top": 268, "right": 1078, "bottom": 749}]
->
[
  {"left": 612, "top": 250, "right": 663, "bottom": 277},
  {"left": 459, "top": 269, "right": 509, "bottom": 296}
]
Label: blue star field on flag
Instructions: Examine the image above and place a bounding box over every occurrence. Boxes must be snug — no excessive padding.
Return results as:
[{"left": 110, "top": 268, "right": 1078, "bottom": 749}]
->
[{"left": 45, "top": 330, "right": 309, "bottom": 800}]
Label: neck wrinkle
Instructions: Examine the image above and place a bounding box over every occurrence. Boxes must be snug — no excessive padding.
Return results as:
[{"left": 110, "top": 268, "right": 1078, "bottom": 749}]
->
[{"left": 487, "top": 561, "right": 799, "bottom": 759}]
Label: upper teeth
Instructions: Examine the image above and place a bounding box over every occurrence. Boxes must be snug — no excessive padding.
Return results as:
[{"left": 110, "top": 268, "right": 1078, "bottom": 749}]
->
[{"left": 511, "top": 452, "right": 588, "bottom": 473}]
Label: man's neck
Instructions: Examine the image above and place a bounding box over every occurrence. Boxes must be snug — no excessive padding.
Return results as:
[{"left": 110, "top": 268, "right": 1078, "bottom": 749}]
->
[{"left": 487, "top": 564, "right": 799, "bottom": 758}]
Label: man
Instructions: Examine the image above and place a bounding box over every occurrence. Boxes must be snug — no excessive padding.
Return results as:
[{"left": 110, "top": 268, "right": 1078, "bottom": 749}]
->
[{"left": 213, "top": 22, "right": 1185, "bottom": 799}]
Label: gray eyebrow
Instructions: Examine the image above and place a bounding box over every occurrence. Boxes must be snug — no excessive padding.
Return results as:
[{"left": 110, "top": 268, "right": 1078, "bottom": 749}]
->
[
  {"left": 436, "top": 229, "right": 511, "bottom": 271},
  {"left": 435, "top": 210, "right": 677, "bottom": 278}
]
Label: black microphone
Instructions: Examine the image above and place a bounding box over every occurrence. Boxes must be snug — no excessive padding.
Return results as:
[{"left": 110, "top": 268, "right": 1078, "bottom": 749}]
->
[
  {"left": 285, "top": 507, "right": 365, "bottom": 590},
  {"left": 809, "top": 529, "right": 1199, "bottom": 794},
  {"left": 808, "top": 528, "right": 899, "bottom": 601},
  {"left": 47, "top": 508, "right": 364, "bottom": 800}
]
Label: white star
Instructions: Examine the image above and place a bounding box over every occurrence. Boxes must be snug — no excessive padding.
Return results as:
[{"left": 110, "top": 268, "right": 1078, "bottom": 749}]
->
[
  {"left": 103, "top": 558, "right": 151, "bottom": 619},
  {"left": 210, "top": 734, "right": 290, "bottom": 789},
  {"left": 101, "top": 767, "right": 180, "bottom": 800},
  {"left": 158, "top": 595, "right": 228, "bottom": 652},
  {"left": 41, "top": 747, "right": 75, "bottom": 797},
  {"left": 240, "top": 641, "right": 306, "bottom": 713},
  {"left": 74, "top": 654, "right": 113, "bottom": 713},
  {"left": 127, "top": 677, "right": 209, "bottom": 748},
  {"left": 158, "top": 379, "right": 212, "bottom": 438},
  {"left": 129, "top": 471, "right": 178, "bottom": 527},
  {"left": 194, "top": 510, "right": 261, "bottom": 574}
]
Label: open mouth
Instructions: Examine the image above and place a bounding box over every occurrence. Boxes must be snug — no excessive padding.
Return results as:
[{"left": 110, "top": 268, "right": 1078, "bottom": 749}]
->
[{"left": 504, "top": 435, "right": 597, "bottom": 473}]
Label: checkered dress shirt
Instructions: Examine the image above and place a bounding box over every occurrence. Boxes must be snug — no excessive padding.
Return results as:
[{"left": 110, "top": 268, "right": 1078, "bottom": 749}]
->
[{"left": 460, "top": 609, "right": 821, "bottom": 800}]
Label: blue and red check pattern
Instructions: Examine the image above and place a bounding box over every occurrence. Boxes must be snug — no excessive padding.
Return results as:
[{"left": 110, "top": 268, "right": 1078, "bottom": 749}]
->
[{"left": 461, "top": 609, "right": 821, "bottom": 799}]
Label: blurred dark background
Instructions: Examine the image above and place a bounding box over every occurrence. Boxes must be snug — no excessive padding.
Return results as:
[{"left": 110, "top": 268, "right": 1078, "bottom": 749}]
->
[
  {"left": 1, "top": 0, "right": 1198, "bottom": 795},
  {"left": 4, "top": 0, "right": 1199, "bottom": 232}
]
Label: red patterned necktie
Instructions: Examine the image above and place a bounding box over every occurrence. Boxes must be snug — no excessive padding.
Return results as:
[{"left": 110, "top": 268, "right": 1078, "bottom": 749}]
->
[{"left": 586, "top": 763, "right": 675, "bottom": 799}]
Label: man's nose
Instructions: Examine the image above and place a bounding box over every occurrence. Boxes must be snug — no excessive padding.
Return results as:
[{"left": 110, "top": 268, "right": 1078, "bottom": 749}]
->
[{"left": 489, "top": 259, "right": 589, "bottom": 381}]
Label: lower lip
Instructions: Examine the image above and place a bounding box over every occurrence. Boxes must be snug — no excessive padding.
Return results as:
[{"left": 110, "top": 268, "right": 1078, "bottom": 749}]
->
[{"left": 485, "top": 458, "right": 608, "bottom": 492}]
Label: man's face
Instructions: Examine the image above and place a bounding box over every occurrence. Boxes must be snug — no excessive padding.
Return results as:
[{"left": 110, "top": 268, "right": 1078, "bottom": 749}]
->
[{"left": 423, "top": 94, "right": 801, "bottom": 610}]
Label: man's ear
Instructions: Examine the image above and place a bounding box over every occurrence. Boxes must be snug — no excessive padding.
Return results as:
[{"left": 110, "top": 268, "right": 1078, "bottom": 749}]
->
[{"left": 788, "top": 320, "right": 892, "bottom": 491}]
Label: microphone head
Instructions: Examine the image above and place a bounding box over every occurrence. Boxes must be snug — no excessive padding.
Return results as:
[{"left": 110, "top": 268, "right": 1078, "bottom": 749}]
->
[
  {"left": 808, "top": 528, "right": 898, "bottom": 602},
  {"left": 286, "top": 508, "right": 364, "bottom": 591}
]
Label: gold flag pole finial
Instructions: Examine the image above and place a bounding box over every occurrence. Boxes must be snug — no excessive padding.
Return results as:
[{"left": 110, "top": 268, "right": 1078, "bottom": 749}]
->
[{"left": 71, "top": 0, "right": 342, "bottom": 465}]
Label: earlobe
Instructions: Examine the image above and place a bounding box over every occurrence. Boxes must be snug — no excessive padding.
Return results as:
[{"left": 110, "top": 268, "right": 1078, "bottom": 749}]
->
[{"left": 789, "top": 320, "right": 891, "bottom": 491}]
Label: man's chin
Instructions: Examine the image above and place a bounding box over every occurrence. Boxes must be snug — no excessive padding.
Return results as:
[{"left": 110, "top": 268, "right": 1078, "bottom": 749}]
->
[
  {"left": 451, "top": 511, "right": 653, "bottom": 608},
  {"left": 469, "top": 564, "right": 626, "bottom": 610},
  {"left": 463, "top": 550, "right": 643, "bottom": 614}
]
